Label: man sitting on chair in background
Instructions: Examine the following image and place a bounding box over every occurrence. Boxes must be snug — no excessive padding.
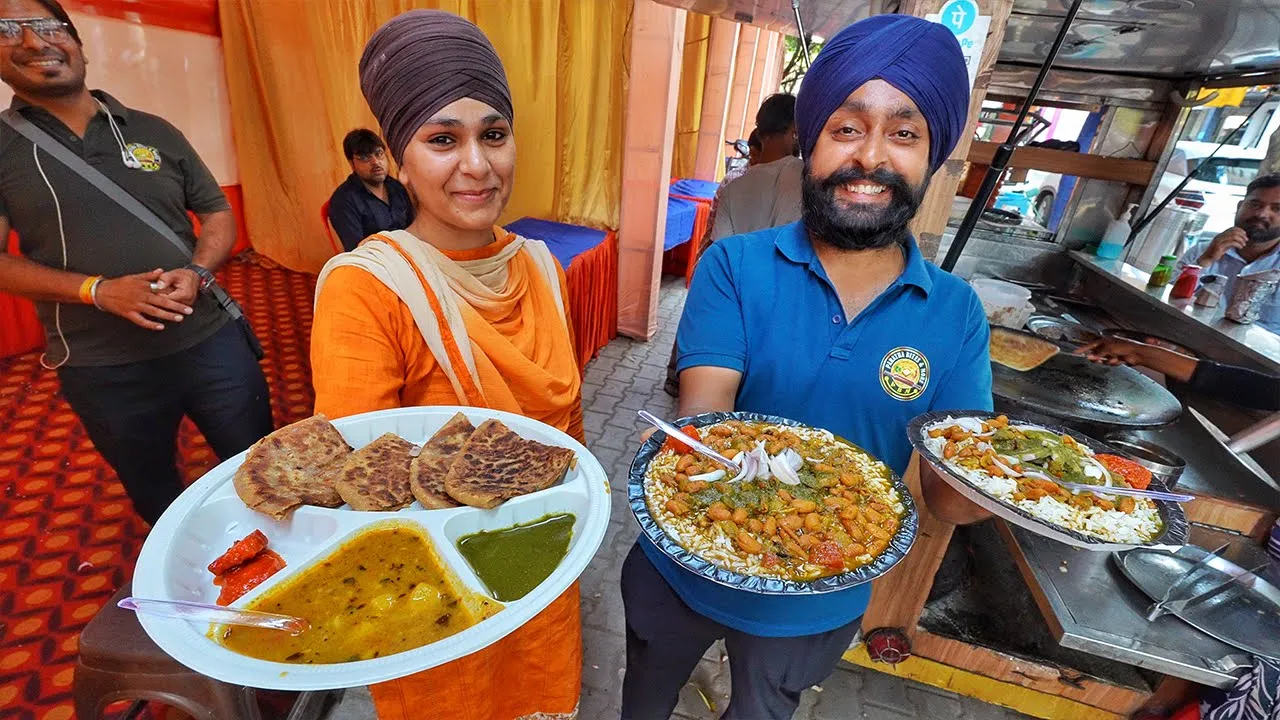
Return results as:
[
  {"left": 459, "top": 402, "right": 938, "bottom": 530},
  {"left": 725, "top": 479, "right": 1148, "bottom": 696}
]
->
[
  {"left": 708, "top": 92, "right": 803, "bottom": 243},
  {"left": 327, "top": 128, "right": 413, "bottom": 252}
]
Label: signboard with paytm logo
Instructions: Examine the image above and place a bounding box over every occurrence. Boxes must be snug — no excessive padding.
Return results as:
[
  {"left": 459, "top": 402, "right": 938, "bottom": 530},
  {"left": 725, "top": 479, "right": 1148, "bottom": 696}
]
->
[{"left": 927, "top": 0, "right": 991, "bottom": 90}]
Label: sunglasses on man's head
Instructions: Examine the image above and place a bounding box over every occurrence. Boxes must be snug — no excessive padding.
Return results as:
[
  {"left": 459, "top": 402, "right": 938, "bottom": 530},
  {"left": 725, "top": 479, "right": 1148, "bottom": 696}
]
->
[{"left": 0, "top": 18, "right": 72, "bottom": 47}]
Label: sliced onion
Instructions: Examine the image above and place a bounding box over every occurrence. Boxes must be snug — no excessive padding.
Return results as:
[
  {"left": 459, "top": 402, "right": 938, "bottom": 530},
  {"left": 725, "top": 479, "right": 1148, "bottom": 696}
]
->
[
  {"left": 990, "top": 457, "right": 1021, "bottom": 477},
  {"left": 950, "top": 417, "right": 987, "bottom": 434},
  {"left": 1021, "top": 469, "right": 1056, "bottom": 483},
  {"left": 1021, "top": 453, "right": 1040, "bottom": 461},
  {"left": 1011, "top": 424, "right": 1047, "bottom": 434},
  {"left": 729, "top": 454, "right": 758, "bottom": 483},
  {"left": 1082, "top": 456, "right": 1115, "bottom": 487},
  {"left": 769, "top": 454, "right": 802, "bottom": 485},
  {"left": 783, "top": 448, "right": 803, "bottom": 472},
  {"left": 690, "top": 469, "right": 726, "bottom": 483},
  {"left": 975, "top": 441, "right": 992, "bottom": 453}
]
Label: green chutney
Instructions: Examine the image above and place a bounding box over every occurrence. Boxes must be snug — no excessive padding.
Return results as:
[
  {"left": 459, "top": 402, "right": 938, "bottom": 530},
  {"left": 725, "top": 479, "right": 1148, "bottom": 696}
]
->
[{"left": 457, "top": 513, "right": 575, "bottom": 601}]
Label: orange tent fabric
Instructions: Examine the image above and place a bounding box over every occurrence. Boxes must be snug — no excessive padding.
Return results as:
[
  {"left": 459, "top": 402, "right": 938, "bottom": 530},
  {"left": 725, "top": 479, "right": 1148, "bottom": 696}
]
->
[
  {"left": 0, "top": 232, "right": 44, "bottom": 360},
  {"left": 565, "top": 232, "right": 619, "bottom": 369},
  {"left": 218, "top": 0, "right": 631, "bottom": 273}
]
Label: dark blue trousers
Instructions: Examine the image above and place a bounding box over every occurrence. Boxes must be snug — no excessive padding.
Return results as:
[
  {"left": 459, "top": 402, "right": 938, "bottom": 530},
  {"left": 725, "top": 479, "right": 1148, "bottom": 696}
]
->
[
  {"left": 620, "top": 543, "right": 861, "bottom": 720},
  {"left": 57, "top": 321, "right": 273, "bottom": 525}
]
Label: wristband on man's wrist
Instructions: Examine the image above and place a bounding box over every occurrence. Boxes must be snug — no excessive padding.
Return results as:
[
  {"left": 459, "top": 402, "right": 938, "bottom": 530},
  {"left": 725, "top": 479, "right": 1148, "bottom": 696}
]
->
[
  {"left": 79, "top": 275, "right": 104, "bottom": 306},
  {"left": 185, "top": 264, "right": 216, "bottom": 293}
]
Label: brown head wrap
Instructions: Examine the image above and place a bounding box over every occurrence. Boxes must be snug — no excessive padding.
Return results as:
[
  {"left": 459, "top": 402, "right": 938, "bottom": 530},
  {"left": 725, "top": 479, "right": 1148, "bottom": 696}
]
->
[{"left": 359, "top": 10, "right": 514, "bottom": 165}]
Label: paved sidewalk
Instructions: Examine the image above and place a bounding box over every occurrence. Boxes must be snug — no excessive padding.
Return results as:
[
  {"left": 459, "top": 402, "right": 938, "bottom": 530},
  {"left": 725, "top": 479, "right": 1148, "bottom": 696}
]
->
[{"left": 326, "top": 278, "right": 1029, "bottom": 720}]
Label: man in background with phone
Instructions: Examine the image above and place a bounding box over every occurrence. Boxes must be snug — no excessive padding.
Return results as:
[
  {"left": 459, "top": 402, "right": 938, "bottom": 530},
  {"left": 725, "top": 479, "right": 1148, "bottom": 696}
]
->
[
  {"left": 0, "top": 0, "right": 272, "bottom": 525},
  {"left": 1177, "top": 174, "right": 1280, "bottom": 331}
]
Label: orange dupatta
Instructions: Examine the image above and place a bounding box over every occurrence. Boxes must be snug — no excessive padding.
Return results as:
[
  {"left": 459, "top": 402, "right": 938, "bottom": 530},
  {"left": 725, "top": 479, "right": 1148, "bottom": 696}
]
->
[{"left": 310, "top": 228, "right": 584, "bottom": 719}]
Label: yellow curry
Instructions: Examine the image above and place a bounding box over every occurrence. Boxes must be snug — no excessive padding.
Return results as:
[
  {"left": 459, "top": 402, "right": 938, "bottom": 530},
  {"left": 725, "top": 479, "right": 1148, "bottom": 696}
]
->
[{"left": 217, "top": 522, "right": 501, "bottom": 664}]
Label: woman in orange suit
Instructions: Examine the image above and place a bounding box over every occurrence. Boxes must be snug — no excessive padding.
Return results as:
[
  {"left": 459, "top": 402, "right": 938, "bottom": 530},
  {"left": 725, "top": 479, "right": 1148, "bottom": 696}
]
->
[{"left": 309, "top": 9, "right": 583, "bottom": 720}]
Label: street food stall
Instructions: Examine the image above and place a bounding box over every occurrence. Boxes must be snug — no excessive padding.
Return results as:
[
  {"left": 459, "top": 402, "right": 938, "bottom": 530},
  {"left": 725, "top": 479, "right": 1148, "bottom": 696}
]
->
[{"left": 644, "top": 1, "right": 1280, "bottom": 718}]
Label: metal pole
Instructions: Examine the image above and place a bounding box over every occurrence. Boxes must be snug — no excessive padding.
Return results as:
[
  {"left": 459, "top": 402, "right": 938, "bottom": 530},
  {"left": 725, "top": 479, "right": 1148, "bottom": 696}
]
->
[
  {"left": 940, "top": 0, "right": 1085, "bottom": 272},
  {"left": 792, "top": 0, "right": 812, "bottom": 68}
]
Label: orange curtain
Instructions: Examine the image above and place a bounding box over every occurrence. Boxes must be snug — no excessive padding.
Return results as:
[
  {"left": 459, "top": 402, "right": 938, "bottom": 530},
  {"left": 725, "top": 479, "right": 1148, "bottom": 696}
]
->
[
  {"left": 671, "top": 12, "right": 712, "bottom": 180},
  {"left": 218, "top": 0, "right": 632, "bottom": 273}
]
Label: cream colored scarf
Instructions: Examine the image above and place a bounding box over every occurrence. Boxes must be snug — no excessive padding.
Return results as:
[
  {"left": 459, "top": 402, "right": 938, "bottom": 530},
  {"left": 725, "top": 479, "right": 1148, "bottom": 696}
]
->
[{"left": 315, "top": 229, "right": 566, "bottom": 405}]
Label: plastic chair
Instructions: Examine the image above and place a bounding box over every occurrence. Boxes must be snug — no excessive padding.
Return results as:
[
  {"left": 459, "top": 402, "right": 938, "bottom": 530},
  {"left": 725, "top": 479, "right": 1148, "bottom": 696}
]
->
[
  {"left": 74, "top": 583, "right": 329, "bottom": 720},
  {"left": 320, "top": 200, "right": 343, "bottom": 254}
]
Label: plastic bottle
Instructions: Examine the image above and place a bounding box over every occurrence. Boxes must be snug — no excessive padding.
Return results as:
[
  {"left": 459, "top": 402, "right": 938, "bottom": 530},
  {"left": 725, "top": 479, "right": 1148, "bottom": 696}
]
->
[
  {"left": 1147, "top": 254, "right": 1178, "bottom": 288},
  {"left": 1096, "top": 204, "right": 1137, "bottom": 261}
]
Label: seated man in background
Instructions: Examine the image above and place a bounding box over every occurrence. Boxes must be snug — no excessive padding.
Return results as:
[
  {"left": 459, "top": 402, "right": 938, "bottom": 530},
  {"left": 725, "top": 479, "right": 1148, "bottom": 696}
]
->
[
  {"left": 326, "top": 128, "right": 413, "bottom": 251},
  {"left": 1177, "top": 174, "right": 1280, "bottom": 331},
  {"left": 708, "top": 92, "right": 802, "bottom": 243}
]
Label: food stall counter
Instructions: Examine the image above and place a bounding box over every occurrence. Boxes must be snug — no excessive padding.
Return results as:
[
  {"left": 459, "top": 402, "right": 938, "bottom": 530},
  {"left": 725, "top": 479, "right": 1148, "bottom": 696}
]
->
[
  {"left": 1001, "top": 523, "right": 1263, "bottom": 689},
  {"left": 1070, "top": 250, "right": 1280, "bottom": 374}
]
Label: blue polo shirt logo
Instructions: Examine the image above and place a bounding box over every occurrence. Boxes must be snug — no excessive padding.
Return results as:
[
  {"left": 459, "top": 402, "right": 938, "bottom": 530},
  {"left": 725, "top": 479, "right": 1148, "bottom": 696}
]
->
[{"left": 880, "top": 346, "right": 929, "bottom": 401}]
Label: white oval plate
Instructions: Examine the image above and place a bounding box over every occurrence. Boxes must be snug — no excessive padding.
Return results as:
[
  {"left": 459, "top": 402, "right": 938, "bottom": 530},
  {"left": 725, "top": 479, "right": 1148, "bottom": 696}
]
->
[{"left": 131, "top": 406, "right": 610, "bottom": 690}]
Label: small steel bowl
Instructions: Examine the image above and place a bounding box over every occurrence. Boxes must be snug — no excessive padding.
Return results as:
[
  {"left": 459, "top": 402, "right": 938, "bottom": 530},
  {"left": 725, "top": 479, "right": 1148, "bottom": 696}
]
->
[
  {"left": 1103, "top": 433, "right": 1186, "bottom": 489},
  {"left": 1026, "top": 315, "right": 1101, "bottom": 346}
]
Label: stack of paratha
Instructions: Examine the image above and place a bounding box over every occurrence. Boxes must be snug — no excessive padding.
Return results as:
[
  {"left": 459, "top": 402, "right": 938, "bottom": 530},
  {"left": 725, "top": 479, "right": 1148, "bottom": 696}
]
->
[
  {"left": 234, "top": 415, "right": 352, "bottom": 519},
  {"left": 235, "top": 412, "right": 574, "bottom": 516}
]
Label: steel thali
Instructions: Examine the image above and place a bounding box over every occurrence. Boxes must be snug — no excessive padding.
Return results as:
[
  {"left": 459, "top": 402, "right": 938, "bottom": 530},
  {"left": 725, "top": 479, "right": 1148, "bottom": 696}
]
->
[
  {"left": 909, "top": 410, "right": 1189, "bottom": 551},
  {"left": 629, "top": 411, "right": 918, "bottom": 594}
]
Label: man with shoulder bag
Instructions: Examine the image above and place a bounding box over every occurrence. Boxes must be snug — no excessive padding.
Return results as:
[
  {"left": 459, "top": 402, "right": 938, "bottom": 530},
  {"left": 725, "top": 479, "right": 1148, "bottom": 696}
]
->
[{"left": 0, "top": 0, "right": 273, "bottom": 525}]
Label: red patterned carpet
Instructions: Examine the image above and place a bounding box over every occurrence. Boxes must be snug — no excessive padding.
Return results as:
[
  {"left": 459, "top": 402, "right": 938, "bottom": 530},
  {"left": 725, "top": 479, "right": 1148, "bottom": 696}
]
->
[{"left": 0, "top": 257, "right": 318, "bottom": 720}]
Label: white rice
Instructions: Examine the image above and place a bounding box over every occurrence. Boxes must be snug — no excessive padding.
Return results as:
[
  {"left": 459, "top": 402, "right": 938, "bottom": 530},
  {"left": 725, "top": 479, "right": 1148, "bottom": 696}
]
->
[
  {"left": 644, "top": 422, "right": 901, "bottom": 578},
  {"left": 923, "top": 420, "right": 1162, "bottom": 544}
]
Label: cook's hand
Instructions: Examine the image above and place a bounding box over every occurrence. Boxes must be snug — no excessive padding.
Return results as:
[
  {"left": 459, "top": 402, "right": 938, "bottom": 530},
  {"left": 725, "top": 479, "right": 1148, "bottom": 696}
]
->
[
  {"left": 95, "top": 269, "right": 194, "bottom": 331},
  {"left": 1076, "top": 337, "right": 1148, "bottom": 367},
  {"left": 158, "top": 267, "right": 202, "bottom": 306},
  {"left": 1198, "top": 227, "right": 1248, "bottom": 266}
]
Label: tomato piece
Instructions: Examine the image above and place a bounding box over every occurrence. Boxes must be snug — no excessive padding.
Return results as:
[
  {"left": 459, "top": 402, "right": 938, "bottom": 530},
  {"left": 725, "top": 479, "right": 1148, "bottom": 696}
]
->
[
  {"left": 216, "top": 550, "right": 286, "bottom": 606},
  {"left": 208, "top": 529, "right": 269, "bottom": 575},
  {"left": 811, "top": 541, "right": 845, "bottom": 570},
  {"left": 662, "top": 425, "right": 702, "bottom": 455},
  {"left": 1096, "top": 454, "right": 1152, "bottom": 491}
]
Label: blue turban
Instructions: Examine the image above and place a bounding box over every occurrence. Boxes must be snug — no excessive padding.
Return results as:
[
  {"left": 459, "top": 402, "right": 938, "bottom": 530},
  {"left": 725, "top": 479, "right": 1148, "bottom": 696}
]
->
[{"left": 795, "top": 15, "right": 969, "bottom": 174}]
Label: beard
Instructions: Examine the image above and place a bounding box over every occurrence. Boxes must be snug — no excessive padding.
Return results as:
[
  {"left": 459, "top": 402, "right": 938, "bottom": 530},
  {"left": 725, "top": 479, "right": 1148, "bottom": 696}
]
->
[
  {"left": 801, "top": 165, "right": 927, "bottom": 251},
  {"left": 3, "top": 47, "right": 88, "bottom": 99},
  {"left": 1241, "top": 217, "right": 1280, "bottom": 245}
]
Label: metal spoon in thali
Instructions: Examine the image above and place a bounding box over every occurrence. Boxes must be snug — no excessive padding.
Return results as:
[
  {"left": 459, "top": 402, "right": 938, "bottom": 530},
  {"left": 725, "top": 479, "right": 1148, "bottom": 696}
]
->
[
  {"left": 120, "top": 597, "right": 310, "bottom": 635},
  {"left": 637, "top": 411, "right": 741, "bottom": 474}
]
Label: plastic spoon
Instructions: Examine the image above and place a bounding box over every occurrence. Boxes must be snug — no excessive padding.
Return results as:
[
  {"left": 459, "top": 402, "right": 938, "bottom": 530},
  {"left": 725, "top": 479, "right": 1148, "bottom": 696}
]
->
[
  {"left": 1056, "top": 481, "right": 1195, "bottom": 503},
  {"left": 119, "top": 597, "right": 309, "bottom": 635},
  {"left": 637, "top": 411, "right": 741, "bottom": 474}
]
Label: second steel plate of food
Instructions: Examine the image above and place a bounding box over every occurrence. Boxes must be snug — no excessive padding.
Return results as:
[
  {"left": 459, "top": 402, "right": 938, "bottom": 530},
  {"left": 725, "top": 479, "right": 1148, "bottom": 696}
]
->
[
  {"left": 909, "top": 410, "right": 1188, "bottom": 551},
  {"left": 630, "top": 412, "right": 918, "bottom": 594}
]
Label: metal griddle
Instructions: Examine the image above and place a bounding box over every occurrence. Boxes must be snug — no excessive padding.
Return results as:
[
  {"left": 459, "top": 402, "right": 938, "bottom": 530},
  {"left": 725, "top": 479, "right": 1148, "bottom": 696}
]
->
[{"left": 992, "top": 353, "right": 1182, "bottom": 429}]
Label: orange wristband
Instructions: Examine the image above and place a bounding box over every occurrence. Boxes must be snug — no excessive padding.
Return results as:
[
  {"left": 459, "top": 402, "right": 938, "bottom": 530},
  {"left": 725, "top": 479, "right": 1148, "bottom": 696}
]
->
[{"left": 79, "top": 275, "right": 103, "bottom": 305}]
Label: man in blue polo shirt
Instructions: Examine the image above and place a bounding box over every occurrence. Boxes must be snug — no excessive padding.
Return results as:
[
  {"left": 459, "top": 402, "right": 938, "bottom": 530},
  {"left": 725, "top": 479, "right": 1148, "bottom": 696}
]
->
[{"left": 621, "top": 15, "right": 994, "bottom": 720}]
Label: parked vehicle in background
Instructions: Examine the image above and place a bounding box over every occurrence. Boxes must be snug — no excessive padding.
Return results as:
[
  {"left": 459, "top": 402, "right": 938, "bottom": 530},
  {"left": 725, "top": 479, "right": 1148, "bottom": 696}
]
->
[{"left": 995, "top": 170, "right": 1061, "bottom": 227}]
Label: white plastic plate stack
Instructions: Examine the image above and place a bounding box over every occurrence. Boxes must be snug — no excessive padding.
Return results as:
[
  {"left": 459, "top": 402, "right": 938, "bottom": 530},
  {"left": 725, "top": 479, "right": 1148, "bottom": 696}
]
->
[{"left": 131, "top": 406, "right": 611, "bottom": 690}]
